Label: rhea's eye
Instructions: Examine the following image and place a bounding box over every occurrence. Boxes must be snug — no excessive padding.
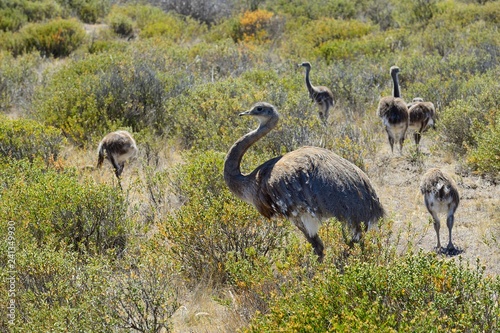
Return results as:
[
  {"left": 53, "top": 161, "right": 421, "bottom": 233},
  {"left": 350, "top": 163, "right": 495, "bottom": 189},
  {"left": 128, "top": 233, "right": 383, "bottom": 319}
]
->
[{"left": 257, "top": 107, "right": 262, "bottom": 111}]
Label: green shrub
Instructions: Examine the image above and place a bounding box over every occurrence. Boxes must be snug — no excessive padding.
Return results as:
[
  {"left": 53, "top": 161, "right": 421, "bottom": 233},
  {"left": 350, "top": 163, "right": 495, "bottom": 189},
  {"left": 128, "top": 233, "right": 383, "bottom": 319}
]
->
[
  {"left": 0, "top": 51, "right": 41, "bottom": 113},
  {"left": 0, "top": 115, "right": 65, "bottom": 163},
  {"left": 244, "top": 252, "right": 500, "bottom": 332},
  {"left": 0, "top": 0, "right": 63, "bottom": 32},
  {"left": 107, "top": 12, "right": 134, "bottom": 37},
  {"left": 161, "top": 150, "right": 288, "bottom": 285},
  {"left": 158, "top": 0, "right": 234, "bottom": 26},
  {"left": 16, "top": 18, "right": 86, "bottom": 58},
  {"left": 439, "top": 100, "right": 483, "bottom": 155},
  {"left": 0, "top": 244, "right": 112, "bottom": 331},
  {"left": 467, "top": 111, "right": 500, "bottom": 179},
  {"left": 0, "top": 158, "right": 129, "bottom": 254},
  {"left": 74, "top": 0, "right": 110, "bottom": 24},
  {"left": 34, "top": 50, "right": 176, "bottom": 145},
  {"left": 22, "top": 0, "right": 63, "bottom": 22},
  {"left": 395, "top": 0, "right": 441, "bottom": 28},
  {"left": 0, "top": 8, "right": 27, "bottom": 32},
  {"left": 105, "top": 250, "right": 180, "bottom": 332},
  {"left": 140, "top": 12, "right": 207, "bottom": 41}
]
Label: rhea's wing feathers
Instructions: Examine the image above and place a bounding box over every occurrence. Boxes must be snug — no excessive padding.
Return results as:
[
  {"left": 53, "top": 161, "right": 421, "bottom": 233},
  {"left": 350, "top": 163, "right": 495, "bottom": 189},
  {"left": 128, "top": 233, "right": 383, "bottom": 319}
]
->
[
  {"left": 106, "top": 135, "right": 135, "bottom": 154},
  {"left": 254, "top": 147, "right": 383, "bottom": 224},
  {"left": 420, "top": 169, "right": 459, "bottom": 204},
  {"left": 313, "top": 87, "right": 334, "bottom": 101},
  {"left": 409, "top": 104, "right": 427, "bottom": 123},
  {"left": 378, "top": 97, "right": 408, "bottom": 124}
]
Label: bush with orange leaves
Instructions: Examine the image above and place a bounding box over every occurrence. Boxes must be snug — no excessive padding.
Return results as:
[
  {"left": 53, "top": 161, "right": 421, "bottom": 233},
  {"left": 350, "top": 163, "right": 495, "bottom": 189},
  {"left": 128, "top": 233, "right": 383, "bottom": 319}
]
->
[{"left": 235, "top": 9, "right": 274, "bottom": 43}]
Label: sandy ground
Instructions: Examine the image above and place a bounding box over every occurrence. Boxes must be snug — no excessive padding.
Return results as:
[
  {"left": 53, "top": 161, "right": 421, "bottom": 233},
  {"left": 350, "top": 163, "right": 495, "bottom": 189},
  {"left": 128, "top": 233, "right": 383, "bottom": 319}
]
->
[{"left": 368, "top": 130, "right": 500, "bottom": 277}]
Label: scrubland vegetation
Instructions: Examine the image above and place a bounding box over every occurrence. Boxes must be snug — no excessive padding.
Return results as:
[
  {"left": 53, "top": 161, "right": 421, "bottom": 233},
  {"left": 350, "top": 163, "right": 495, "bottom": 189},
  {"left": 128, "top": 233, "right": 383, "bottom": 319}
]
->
[{"left": 0, "top": 0, "right": 499, "bottom": 332}]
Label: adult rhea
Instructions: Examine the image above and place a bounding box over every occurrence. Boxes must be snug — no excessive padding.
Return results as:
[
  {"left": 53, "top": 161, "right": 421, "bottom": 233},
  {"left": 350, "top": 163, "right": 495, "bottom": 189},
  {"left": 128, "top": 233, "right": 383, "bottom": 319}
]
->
[{"left": 224, "top": 102, "right": 385, "bottom": 260}]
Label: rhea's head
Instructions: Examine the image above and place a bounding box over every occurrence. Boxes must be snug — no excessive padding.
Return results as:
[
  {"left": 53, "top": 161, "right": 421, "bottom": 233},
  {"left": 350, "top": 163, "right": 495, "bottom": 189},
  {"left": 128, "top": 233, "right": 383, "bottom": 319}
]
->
[
  {"left": 390, "top": 66, "right": 400, "bottom": 76},
  {"left": 239, "top": 102, "right": 279, "bottom": 125},
  {"left": 299, "top": 62, "right": 312, "bottom": 69}
]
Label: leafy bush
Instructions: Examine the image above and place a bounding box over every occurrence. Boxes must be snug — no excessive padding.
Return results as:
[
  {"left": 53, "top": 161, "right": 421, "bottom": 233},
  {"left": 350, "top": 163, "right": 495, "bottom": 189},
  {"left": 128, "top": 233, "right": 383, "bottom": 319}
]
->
[
  {"left": 160, "top": 150, "right": 289, "bottom": 285},
  {"left": 0, "top": 7, "right": 27, "bottom": 32},
  {"left": 0, "top": 158, "right": 129, "bottom": 254},
  {"left": 244, "top": 252, "right": 500, "bottom": 332},
  {"left": 140, "top": 12, "right": 206, "bottom": 41},
  {"left": 152, "top": 0, "right": 235, "bottom": 26},
  {"left": 0, "top": 0, "right": 63, "bottom": 32},
  {"left": 107, "top": 12, "right": 134, "bottom": 37},
  {"left": 73, "top": 0, "right": 110, "bottom": 24},
  {"left": 34, "top": 50, "right": 177, "bottom": 145},
  {"left": 467, "top": 111, "right": 500, "bottom": 179},
  {"left": 0, "top": 51, "right": 41, "bottom": 113},
  {"left": 0, "top": 115, "right": 65, "bottom": 163},
  {"left": 105, "top": 250, "right": 180, "bottom": 332},
  {"left": 0, "top": 243, "right": 111, "bottom": 331},
  {"left": 13, "top": 18, "right": 86, "bottom": 57},
  {"left": 234, "top": 9, "right": 275, "bottom": 43}
]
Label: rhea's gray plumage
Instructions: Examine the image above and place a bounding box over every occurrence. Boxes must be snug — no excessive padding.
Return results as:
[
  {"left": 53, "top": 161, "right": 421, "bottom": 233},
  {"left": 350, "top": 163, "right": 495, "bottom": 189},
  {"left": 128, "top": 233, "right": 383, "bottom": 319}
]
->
[
  {"left": 420, "top": 168, "right": 460, "bottom": 255},
  {"left": 299, "top": 62, "right": 335, "bottom": 124},
  {"left": 224, "top": 102, "right": 385, "bottom": 260},
  {"left": 377, "top": 66, "right": 409, "bottom": 154},
  {"left": 97, "top": 130, "right": 138, "bottom": 179},
  {"left": 407, "top": 97, "right": 436, "bottom": 146}
]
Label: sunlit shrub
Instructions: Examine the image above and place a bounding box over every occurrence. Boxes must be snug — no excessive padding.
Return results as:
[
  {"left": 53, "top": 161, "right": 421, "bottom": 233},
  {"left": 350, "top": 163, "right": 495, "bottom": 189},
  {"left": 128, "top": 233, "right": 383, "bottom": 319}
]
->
[
  {"left": 0, "top": 51, "right": 41, "bottom": 113},
  {"left": 107, "top": 12, "right": 134, "bottom": 37},
  {"left": 105, "top": 251, "right": 180, "bottom": 332},
  {"left": 156, "top": 0, "right": 234, "bottom": 26},
  {"left": 34, "top": 50, "right": 177, "bottom": 145},
  {"left": 467, "top": 111, "right": 500, "bottom": 179},
  {"left": 233, "top": 9, "right": 275, "bottom": 44},
  {"left": 16, "top": 18, "right": 86, "bottom": 58},
  {"left": 244, "top": 252, "right": 500, "bottom": 332},
  {"left": 0, "top": 243, "right": 111, "bottom": 331},
  {"left": 0, "top": 115, "right": 65, "bottom": 163},
  {"left": 395, "top": 0, "right": 441, "bottom": 27},
  {"left": 0, "top": 7, "right": 27, "bottom": 32},
  {"left": 74, "top": 0, "right": 111, "bottom": 24},
  {"left": 439, "top": 100, "right": 483, "bottom": 155},
  {"left": 160, "top": 151, "right": 288, "bottom": 285},
  {"left": 0, "top": 0, "right": 63, "bottom": 32},
  {"left": 266, "top": 0, "right": 359, "bottom": 20},
  {"left": 438, "top": 72, "right": 498, "bottom": 156},
  {"left": 140, "top": 12, "right": 206, "bottom": 41},
  {"left": 0, "top": 159, "right": 129, "bottom": 254}
]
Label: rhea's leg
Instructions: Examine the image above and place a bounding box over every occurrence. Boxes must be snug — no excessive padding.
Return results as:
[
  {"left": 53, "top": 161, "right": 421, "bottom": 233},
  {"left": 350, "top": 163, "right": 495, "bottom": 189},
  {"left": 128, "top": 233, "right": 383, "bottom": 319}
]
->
[
  {"left": 431, "top": 214, "right": 442, "bottom": 251},
  {"left": 305, "top": 233, "right": 324, "bottom": 261},
  {"left": 386, "top": 130, "right": 395, "bottom": 153},
  {"left": 398, "top": 136, "right": 405, "bottom": 155},
  {"left": 446, "top": 213, "right": 455, "bottom": 252},
  {"left": 414, "top": 131, "right": 421, "bottom": 146}
]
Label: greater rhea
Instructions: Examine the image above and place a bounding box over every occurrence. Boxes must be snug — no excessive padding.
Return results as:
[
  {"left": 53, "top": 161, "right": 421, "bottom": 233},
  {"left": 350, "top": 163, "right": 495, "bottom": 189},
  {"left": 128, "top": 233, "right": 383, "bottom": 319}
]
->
[
  {"left": 299, "top": 62, "right": 335, "bottom": 124},
  {"left": 224, "top": 102, "right": 385, "bottom": 261},
  {"left": 407, "top": 97, "right": 436, "bottom": 146},
  {"left": 377, "top": 66, "right": 409, "bottom": 154},
  {"left": 97, "top": 130, "right": 138, "bottom": 179},
  {"left": 420, "top": 168, "right": 460, "bottom": 255}
]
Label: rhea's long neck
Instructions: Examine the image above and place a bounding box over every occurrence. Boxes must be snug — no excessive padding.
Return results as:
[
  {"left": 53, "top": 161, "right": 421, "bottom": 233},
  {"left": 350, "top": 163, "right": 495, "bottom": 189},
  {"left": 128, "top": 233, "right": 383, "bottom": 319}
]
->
[
  {"left": 224, "top": 121, "right": 275, "bottom": 180},
  {"left": 304, "top": 67, "right": 314, "bottom": 94},
  {"left": 392, "top": 73, "right": 401, "bottom": 98}
]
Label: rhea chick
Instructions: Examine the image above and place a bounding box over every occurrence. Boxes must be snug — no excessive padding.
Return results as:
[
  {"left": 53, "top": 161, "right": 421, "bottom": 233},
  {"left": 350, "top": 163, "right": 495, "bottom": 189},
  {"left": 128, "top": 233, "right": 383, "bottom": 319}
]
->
[
  {"left": 97, "top": 130, "right": 138, "bottom": 179},
  {"left": 420, "top": 168, "right": 460, "bottom": 255}
]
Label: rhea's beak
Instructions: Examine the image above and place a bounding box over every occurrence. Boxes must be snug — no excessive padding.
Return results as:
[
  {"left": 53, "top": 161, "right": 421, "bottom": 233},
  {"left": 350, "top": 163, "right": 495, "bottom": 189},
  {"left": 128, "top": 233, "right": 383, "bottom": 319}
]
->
[{"left": 239, "top": 110, "right": 252, "bottom": 117}]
